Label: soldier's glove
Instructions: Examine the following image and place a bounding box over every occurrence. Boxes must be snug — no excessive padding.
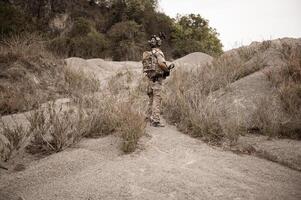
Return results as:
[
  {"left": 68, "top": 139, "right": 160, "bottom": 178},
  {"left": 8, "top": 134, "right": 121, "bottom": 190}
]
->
[
  {"left": 163, "top": 70, "right": 170, "bottom": 78},
  {"left": 168, "top": 63, "right": 175, "bottom": 70},
  {"left": 163, "top": 63, "right": 175, "bottom": 79}
]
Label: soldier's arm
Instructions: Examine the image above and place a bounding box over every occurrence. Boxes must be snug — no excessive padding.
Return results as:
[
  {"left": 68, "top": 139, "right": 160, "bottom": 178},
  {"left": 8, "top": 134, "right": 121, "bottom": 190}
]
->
[{"left": 156, "top": 52, "right": 169, "bottom": 72}]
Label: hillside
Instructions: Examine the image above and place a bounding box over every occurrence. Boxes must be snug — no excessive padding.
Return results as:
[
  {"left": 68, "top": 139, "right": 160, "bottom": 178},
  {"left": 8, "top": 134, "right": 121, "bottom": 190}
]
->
[
  {"left": 0, "top": 37, "right": 301, "bottom": 199},
  {"left": 0, "top": 0, "right": 223, "bottom": 60}
]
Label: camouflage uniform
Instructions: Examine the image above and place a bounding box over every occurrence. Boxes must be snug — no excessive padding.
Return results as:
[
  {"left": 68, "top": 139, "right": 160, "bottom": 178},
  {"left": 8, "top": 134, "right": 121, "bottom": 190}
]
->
[{"left": 146, "top": 48, "right": 167, "bottom": 125}]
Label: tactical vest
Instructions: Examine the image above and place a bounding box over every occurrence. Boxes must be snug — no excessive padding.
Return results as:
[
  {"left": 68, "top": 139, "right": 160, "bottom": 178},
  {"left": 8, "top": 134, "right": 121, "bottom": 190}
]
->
[{"left": 142, "top": 49, "right": 164, "bottom": 79}]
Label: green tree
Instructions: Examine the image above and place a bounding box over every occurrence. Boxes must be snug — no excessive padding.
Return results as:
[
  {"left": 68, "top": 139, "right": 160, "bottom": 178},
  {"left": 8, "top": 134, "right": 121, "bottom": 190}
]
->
[
  {"left": 0, "top": 2, "right": 34, "bottom": 36},
  {"left": 108, "top": 20, "right": 146, "bottom": 60},
  {"left": 49, "top": 17, "right": 108, "bottom": 58},
  {"left": 171, "top": 14, "right": 223, "bottom": 58}
]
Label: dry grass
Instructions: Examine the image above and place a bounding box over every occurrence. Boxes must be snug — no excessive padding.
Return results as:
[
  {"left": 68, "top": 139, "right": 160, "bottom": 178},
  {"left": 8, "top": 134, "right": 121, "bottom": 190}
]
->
[
  {"left": 0, "top": 34, "right": 102, "bottom": 115},
  {"left": 169, "top": 43, "right": 269, "bottom": 98},
  {"left": 0, "top": 34, "right": 146, "bottom": 159},
  {"left": 20, "top": 69, "right": 146, "bottom": 155},
  {"left": 62, "top": 67, "right": 100, "bottom": 97},
  {"left": 251, "top": 97, "right": 283, "bottom": 138},
  {"left": 0, "top": 34, "right": 65, "bottom": 115},
  {"left": 163, "top": 69, "right": 243, "bottom": 145},
  {"left": 0, "top": 33, "right": 55, "bottom": 60},
  {"left": 105, "top": 72, "right": 147, "bottom": 152},
  {"left": 0, "top": 118, "right": 28, "bottom": 160},
  {"left": 26, "top": 102, "right": 85, "bottom": 154},
  {"left": 1, "top": 77, "right": 145, "bottom": 161},
  {"left": 25, "top": 94, "right": 146, "bottom": 155},
  {"left": 264, "top": 43, "right": 301, "bottom": 138},
  {"left": 107, "top": 70, "right": 133, "bottom": 94},
  {"left": 163, "top": 40, "right": 289, "bottom": 145},
  {"left": 117, "top": 100, "right": 146, "bottom": 153}
]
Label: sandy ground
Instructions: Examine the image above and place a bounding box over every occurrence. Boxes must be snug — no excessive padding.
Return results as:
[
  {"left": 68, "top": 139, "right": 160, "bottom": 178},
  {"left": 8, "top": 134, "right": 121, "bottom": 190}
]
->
[
  {"left": 1, "top": 124, "right": 300, "bottom": 200},
  {"left": 234, "top": 135, "right": 301, "bottom": 171}
]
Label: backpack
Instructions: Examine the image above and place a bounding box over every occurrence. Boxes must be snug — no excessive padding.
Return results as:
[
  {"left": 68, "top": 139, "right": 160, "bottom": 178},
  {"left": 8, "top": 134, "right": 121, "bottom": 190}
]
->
[{"left": 142, "top": 51, "right": 156, "bottom": 74}]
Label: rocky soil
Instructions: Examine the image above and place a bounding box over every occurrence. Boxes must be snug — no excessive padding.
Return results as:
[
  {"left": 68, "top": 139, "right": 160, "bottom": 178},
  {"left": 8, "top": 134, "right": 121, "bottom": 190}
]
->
[{"left": 1, "top": 124, "right": 301, "bottom": 200}]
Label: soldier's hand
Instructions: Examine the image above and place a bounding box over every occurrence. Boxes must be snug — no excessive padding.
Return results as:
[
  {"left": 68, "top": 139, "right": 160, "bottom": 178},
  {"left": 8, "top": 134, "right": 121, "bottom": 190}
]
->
[
  {"left": 163, "top": 70, "right": 170, "bottom": 78},
  {"left": 168, "top": 63, "right": 175, "bottom": 70}
]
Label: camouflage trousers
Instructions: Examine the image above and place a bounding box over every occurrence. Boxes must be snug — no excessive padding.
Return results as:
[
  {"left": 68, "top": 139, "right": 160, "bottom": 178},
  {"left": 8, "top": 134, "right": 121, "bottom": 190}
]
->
[{"left": 147, "top": 78, "right": 163, "bottom": 123}]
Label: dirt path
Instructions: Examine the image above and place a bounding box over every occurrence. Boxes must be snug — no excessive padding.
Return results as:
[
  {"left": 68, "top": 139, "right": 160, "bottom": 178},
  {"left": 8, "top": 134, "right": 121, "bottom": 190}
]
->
[{"left": 1, "top": 124, "right": 300, "bottom": 200}]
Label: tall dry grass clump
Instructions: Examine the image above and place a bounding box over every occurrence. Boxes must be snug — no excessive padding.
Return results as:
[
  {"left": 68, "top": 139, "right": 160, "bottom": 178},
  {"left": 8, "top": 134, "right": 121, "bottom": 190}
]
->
[
  {"left": 26, "top": 94, "right": 146, "bottom": 155},
  {"left": 117, "top": 101, "right": 146, "bottom": 153},
  {"left": 0, "top": 34, "right": 65, "bottom": 115},
  {"left": 103, "top": 71, "right": 147, "bottom": 153},
  {"left": 0, "top": 34, "right": 102, "bottom": 115},
  {"left": 264, "top": 43, "right": 301, "bottom": 138},
  {"left": 26, "top": 102, "right": 85, "bottom": 154},
  {"left": 163, "top": 69, "right": 243, "bottom": 145},
  {"left": 0, "top": 116, "right": 29, "bottom": 161},
  {"left": 62, "top": 67, "right": 100, "bottom": 97},
  {"left": 205, "top": 42, "right": 270, "bottom": 92}
]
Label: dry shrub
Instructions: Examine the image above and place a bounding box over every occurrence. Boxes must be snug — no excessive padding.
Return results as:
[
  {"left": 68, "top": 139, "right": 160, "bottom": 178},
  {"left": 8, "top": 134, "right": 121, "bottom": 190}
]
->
[
  {"left": 209, "top": 47, "right": 266, "bottom": 90},
  {"left": 107, "top": 70, "right": 133, "bottom": 94},
  {"left": 236, "top": 41, "right": 271, "bottom": 61},
  {"left": 104, "top": 72, "right": 147, "bottom": 152},
  {"left": 214, "top": 41, "right": 272, "bottom": 85},
  {"left": 26, "top": 97, "right": 116, "bottom": 154},
  {"left": 26, "top": 92, "right": 146, "bottom": 155},
  {"left": 81, "top": 94, "right": 146, "bottom": 153},
  {"left": 26, "top": 102, "right": 85, "bottom": 154},
  {"left": 0, "top": 34, "right": 146, "bottom": 156},
  {"left": 169, "top": 43, "right": 268, "bottom": 98},
  {"left": 0, "top": 118, "right": 29, "bottom": 160},
  {"left": 163, "top": 40, "right": 300, "bottom": 145},
  {"left": 251, "top": 98, "right": 283, "bottom": 138},
  {"left": 163, "top": 69, "right": 242, "bottom": 145},
  {"left": 264, "top": 43, "right": 301, "bottom": 138},
  {"left": 79, "top": 95, "right": 120, "bottom": 138},
  {"left": 0, "top": 34, "right": 103, "bottom": 115},
  {"left": 1, "top": 62, "right": 145, "bottom": 156},
  {"left": 0, "top": 34, "right": 65, "bottom": 115},
  {"left": 0, "top": 33, "right": 54, "bottom": 60},
  {"left": 162, "top": 43, "right": 271, "bottom": 144},
  {"left": 118, "top": 101, "right": 146, "bottom": 153},
  {"left": 62, "top": 67, "right": 100, "bottom": 97}
]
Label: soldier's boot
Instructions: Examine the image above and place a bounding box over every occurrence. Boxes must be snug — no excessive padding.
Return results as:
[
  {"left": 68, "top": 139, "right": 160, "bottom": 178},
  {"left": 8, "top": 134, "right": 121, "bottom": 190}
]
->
[{"left": 151, "top": 121, "right": 165, "bottom": 127}]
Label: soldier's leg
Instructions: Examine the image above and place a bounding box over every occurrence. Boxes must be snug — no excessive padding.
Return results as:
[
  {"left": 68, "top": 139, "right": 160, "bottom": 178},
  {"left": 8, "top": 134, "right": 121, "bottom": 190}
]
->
[
  {"left": 146, "top": 79, "right": 153, "bottom": 120},
  {"left": 150, "top": 80, "right": 162, "bottom": 124},
  {"left": 147, "top": 93, "right": 153, "bottom": 120}
]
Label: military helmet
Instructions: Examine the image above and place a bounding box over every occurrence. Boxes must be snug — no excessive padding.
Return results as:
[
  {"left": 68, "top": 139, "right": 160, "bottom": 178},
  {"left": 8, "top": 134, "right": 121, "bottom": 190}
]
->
[{"left": 148, "top": 35, "right": 162, "bottom": 48}]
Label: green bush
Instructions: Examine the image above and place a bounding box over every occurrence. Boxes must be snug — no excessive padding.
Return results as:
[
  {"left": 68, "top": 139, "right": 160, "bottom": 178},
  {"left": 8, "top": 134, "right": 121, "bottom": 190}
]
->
[
  {"left": 108, "top": 20, "right": 147, "bottom": 61},
  {"left": 48, "top": 18, "right": 108, "bottom": 58},
  {"left": 0, "top": 2, "right": 34, "bottom": 37},
  {"left": 171, "top": 14, "right": 223, "bottom": 58},
  {"left": 68, "top": 18, "right": 92, "bottom": 37}
]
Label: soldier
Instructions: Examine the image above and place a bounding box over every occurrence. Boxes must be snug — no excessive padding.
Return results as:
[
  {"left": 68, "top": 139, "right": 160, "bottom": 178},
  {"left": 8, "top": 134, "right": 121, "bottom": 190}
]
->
[{"left": 142, "top": 34, "right": 171, "bottom": 127}]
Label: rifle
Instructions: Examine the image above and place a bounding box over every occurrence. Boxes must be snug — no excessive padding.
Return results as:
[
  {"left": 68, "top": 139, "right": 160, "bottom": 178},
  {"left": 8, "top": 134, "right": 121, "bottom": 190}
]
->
[{"left": 163, "top": 63, "right": 175, "bottom": 79}]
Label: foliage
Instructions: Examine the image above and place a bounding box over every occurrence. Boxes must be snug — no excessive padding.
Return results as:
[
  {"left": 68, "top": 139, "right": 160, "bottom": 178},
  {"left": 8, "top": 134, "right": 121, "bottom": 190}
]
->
[
  {"left": 108, "top": 20, "right": 146, "bottom": 60},
  {"left": 49, "top": 18, "right": 109, "bottom": 58},
  {"left": 68, "top": 17, "right": 92, "bottom": 37},
  {"left": 171, "top": 14, "right": 223, "bottom": 58},
  {"left": 2, "top": 0, "right": 223, "bottom": 60},
  {"left": 264, "top": 43, "right": 301, "bottom": 138},
  {"left": 0, "top": 2, "right": 34, "bottom": 37}
]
